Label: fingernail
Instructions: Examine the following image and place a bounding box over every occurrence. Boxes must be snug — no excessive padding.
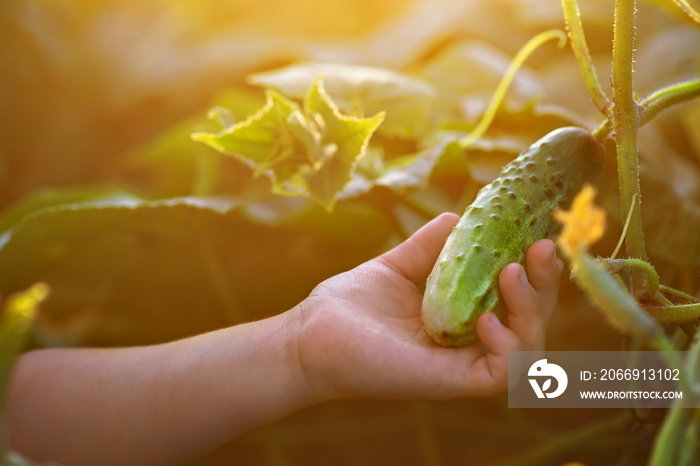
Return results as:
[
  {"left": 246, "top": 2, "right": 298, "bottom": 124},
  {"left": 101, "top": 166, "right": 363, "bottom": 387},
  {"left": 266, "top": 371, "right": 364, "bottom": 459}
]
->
[
  {"left": 518, "top": 267, "right": 528, "bottom": 286},
  {"left": 490, "top": 313, "right": 503, "bottom": 327}
]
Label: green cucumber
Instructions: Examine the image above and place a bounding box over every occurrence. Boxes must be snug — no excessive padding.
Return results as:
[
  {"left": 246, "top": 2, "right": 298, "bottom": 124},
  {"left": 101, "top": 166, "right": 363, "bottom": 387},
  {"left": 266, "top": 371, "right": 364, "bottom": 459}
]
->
[{"left": 422, "top": 126, "right": 605, "bottom": 347}]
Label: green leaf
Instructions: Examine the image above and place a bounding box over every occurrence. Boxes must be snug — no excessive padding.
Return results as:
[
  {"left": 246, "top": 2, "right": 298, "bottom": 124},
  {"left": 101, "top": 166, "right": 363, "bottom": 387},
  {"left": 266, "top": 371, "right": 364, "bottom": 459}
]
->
[
  {"left": 0, "top": 194, "right": 243, "bottom": 347},
  {"left": 249, "top": 62, "right": 435, "bottom": 138},
  {"left": 193, "top": 79, "right": 384, "bottom": 210},
  {"left": 193, "top": 90, "right": 311, "bottom": 176},
  {"left": 194, "top": 90, "right": 318, "bottom": 198},
  {"left": 0, "top": 190, "right": 392, "bottom": 348},
  {"left": 0, "top": 186, "right": 141, "bottom": 236},
  {"left": 370, "top": 137, "right": 456, "bottom": 191},
  {"left": 303, "top": 79, "right": 385, "bottom": 208}
]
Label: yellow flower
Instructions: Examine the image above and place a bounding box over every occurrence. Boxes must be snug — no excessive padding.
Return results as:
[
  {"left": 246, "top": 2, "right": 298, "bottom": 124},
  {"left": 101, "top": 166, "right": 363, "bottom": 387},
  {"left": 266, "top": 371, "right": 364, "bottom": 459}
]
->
[{"left": 554, "top": 184, "right": 606, "bottom": 258}]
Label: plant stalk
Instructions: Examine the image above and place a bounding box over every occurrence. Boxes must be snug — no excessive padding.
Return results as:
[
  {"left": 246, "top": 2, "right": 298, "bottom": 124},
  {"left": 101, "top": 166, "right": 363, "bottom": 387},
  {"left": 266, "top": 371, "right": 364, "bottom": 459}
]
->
[
  {"left": 596, "top": 79, "right": 700, "bottom": 142},
  {"left": 659, "top": 285, "right": 700, "bottom": 304},
  {"left": 599, "top": 257, "right": 659, "bottom": 300},
  {"left": 612, "top": 0, "right": 646, "bottom": 265},
  {"left": 646, "top": 303, "right": 700, "bottom": 326},
  {"left": 639, "top": 79, "right": 700, "bottom": 126},
  {"left": 561, "top": 0, "right": 611, "bottom": 115}
]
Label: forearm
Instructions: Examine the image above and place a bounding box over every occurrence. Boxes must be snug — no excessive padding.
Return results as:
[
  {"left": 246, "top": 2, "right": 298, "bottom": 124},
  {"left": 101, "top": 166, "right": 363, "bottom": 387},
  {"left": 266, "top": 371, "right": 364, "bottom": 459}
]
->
[{"left": 8, "top": 310, "right": 312, "bottom": 466}]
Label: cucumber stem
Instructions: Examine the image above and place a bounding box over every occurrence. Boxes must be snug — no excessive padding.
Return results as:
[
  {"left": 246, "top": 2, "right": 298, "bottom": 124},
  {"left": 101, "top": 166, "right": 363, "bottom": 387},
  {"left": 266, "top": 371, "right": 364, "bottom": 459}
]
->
[
  {"left": 599, "top": 257, "right": 659, "bottom": 300},
  {"left": 612, "top": 0, "right": 647, "bottom": 265},
  {"left": 659, "top": 284, "right": 700, "bottom": 304},
  {"left": 593, "top": 79, "right": 700, "bottom": 143},
  {"left": 646, "top": 303, "right": 700, "bottom": 325},
  {"left": 561, "top": 0, "right": 611, "bottom": 115},
  {"left": 653, "top": 291, "right": 674, "bottom": 307},
  {"left": 623, "top": 258, "right": 659, "bottom": 299},
  {"left": 639, "top": 79, "right": 700, "bottom": 127},
  {"left": 592, "top": 118, "right": 613, "bottom": 142}
]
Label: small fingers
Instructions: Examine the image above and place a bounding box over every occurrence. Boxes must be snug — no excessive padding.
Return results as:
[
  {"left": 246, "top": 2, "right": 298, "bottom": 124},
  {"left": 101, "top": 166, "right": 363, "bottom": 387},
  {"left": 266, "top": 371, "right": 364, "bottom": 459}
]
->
[
  {"left": 525, "top": 239, "right": 564, "bottom": 325},
  {"left": 499, "top": 239, "right": 563, "bottom": 352},
  {"left": 465, "top": 312, "right": 522, "bottom": 396}
]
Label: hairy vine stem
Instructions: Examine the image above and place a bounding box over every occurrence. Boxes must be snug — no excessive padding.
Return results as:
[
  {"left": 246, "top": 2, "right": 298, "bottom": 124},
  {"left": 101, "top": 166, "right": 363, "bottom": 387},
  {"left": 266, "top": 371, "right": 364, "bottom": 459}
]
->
[
  {"left": 561, "top": 0, "right": 611, "bottom": 115},
  {"left": 639, "top": 79, "right": 700, "bottom": 126},
  {"left": 612, "top": 0, "right": 647, "bottom": 265}
]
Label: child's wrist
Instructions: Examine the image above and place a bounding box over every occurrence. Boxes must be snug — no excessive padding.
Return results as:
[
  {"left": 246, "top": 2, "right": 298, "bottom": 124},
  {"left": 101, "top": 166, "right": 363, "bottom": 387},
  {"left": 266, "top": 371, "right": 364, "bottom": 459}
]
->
[
  {"left": 281, "top": 304, "right": 328, "bottom": 407},
  {"left": 283, "top": 300, "right": 338, "bottom": 406}
]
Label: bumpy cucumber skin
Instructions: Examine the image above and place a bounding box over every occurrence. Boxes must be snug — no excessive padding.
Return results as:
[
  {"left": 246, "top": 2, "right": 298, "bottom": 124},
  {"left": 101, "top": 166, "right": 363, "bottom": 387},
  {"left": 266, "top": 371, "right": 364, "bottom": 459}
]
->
[{"left": 422, "top": 127, "right": 605, "bottom": 347}]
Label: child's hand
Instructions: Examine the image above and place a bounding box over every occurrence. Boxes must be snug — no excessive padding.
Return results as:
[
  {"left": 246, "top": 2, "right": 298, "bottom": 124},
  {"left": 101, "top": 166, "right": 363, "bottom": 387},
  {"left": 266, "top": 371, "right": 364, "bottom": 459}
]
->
[
  {"left": 7, "top": 212, "right": 564, "bottom": 465},
  {"left": 293, "top": 213, "right": 563, "bottom": 402}
]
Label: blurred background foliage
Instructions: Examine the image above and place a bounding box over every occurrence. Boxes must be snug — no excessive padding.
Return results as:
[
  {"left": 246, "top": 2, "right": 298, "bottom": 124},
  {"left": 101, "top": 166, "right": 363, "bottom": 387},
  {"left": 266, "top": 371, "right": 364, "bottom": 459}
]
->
[{"left": 0, "top": 0, "right": 699, "bottom": 464}]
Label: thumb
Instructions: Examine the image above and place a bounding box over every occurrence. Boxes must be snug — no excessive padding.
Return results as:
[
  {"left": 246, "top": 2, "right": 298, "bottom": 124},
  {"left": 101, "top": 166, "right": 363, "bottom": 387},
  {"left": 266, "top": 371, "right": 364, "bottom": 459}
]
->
[{"left": 375, "top": 213, "right": 459, "bottom": 287}]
